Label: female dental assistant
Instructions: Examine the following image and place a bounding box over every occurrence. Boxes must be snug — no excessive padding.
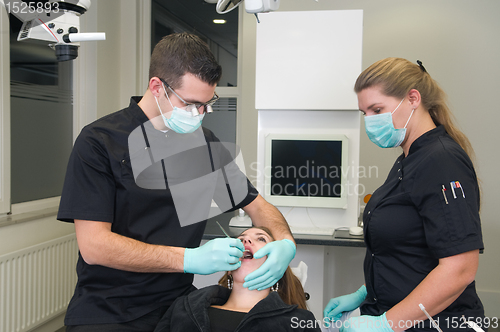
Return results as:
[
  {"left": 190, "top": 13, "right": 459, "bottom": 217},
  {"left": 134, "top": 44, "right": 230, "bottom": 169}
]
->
[{"left": 324, "top": 58, "right": 485, "bottom": 332}]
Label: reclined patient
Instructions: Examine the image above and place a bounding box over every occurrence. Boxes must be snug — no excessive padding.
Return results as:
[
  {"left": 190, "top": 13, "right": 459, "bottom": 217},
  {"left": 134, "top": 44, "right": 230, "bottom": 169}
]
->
[{"left": 154, "top": 226, "right": 321, "bottom": 332}]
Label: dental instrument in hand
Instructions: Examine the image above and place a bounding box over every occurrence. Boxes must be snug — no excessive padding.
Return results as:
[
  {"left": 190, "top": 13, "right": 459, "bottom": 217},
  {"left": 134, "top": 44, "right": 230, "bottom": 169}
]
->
[
  {"left": 419, "top": 304, "right": 443, "bottom": 332},
  {"left": 216, "top": 221, "right": 231, "bottom": 238},
  {"left": 216, "top": 221, "right": 253, "bottom": 259}
]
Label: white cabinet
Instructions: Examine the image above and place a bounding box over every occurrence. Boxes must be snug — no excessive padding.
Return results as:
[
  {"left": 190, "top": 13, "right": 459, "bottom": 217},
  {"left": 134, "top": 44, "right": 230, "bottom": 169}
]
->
[{"left": 255, "top": 10, "right": 363, "bottom": 110}]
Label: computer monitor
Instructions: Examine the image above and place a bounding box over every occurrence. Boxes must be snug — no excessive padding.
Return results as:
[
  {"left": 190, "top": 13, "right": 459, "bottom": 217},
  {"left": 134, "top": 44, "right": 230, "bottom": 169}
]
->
[{"left": 263, "top": 133, "right": 349, "bottom": 209}]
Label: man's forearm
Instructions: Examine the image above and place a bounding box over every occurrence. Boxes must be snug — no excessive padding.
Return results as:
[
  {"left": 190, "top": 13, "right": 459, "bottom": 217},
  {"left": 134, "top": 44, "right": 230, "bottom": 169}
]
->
[{"left": 75, "top": 219, "right": 185, "bottom": 273}]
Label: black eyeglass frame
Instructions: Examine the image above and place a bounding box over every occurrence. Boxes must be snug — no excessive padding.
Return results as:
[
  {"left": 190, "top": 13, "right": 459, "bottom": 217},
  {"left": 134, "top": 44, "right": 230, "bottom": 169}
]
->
[{"left": 159, "top": 78, "right": 219, "bottom": 114}]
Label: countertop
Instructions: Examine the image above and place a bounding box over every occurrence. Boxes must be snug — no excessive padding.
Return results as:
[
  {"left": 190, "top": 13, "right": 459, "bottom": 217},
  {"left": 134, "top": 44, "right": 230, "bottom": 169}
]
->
[{"left": 203, "top": 213, "right": 365, "bottom": 247}]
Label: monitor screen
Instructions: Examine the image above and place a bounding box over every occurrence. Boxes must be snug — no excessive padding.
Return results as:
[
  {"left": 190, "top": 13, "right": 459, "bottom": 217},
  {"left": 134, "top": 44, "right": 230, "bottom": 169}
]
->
[{"left": 264, "top": 133, "right": 348, "bottom": 209}]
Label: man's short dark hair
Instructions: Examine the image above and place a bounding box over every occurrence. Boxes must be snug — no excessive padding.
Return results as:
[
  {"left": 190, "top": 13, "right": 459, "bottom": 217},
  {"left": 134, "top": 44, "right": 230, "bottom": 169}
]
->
[{"left": 149, "top": 32, "right": 222, "bottom": 89}]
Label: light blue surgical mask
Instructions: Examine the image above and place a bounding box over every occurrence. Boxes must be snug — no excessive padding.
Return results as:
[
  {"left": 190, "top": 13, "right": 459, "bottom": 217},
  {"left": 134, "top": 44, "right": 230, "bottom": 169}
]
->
[
  {"left": 364, "top": 98, "right": 414, "bottom": 148},
  {"left": 165, "top": 106, "right": 205, "bottom": 134},
  {"left": 154, "top": 84, "right": 205, "bottom": 134}
]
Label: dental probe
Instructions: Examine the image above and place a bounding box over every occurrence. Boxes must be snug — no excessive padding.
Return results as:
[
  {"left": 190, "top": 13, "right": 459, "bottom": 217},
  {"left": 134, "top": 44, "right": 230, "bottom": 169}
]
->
[
  {"left": 216, "top": 221, "right": 250, "bottom": 259},
  {"left": 216, "top": 221, "right": 231, "bottom": 238},
  {"left": 419, "top": 304, "right": 443, "bottom": 332}
]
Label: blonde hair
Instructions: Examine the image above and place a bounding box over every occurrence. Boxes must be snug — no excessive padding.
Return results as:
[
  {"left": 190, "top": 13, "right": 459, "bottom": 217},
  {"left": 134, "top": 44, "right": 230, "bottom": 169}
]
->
[
  {"left": 218, "top": 227, "right": 308, "bottom": 310},
  {"left": 354, "top": 57, "right": 475, "bottom": 161}
]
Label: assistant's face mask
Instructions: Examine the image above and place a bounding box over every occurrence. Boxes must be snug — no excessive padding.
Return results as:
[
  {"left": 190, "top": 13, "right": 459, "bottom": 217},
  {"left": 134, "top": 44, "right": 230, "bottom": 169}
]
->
[
  {"left": 154, "top": 84, "right": 204, "bottom": 134},
  {"left": 364, "top": 97, "right": 414, "bottom": 148}
]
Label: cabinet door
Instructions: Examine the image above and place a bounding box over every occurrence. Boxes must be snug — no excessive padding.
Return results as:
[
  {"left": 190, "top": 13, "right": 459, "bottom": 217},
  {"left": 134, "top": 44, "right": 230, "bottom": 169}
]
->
[{"left": 256, "top": 10, "right": 363, "bottom": 110}]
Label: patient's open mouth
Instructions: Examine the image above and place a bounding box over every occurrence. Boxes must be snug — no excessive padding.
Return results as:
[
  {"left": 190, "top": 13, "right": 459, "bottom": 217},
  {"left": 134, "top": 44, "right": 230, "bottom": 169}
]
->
[{"left": 243, "top": 250, "right": 253, "bottom": 259}]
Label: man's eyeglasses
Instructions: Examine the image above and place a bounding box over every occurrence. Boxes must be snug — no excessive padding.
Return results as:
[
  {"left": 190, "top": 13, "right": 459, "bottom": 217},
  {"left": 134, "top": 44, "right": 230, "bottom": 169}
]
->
[{"left": 160, "top": 78, "right": 219, "bottom": 115}]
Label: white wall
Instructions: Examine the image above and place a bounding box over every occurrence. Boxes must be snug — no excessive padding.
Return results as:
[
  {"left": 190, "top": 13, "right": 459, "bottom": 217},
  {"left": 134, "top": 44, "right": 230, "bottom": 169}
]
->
[
  {"left": 238, "top": 0, "right": 500, "bottom": 318},
  {"left": 0, "top": 216, "right": 74, "bottom": 256},
  {"left": 96, "top": 0, "right": 150, "bottom": 117}
]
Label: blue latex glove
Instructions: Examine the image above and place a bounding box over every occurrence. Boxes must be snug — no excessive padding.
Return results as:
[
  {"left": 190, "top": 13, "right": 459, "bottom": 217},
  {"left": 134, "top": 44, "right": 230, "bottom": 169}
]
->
[
  {"left": 243, "top": 239, "right": 296, "bottom": 290},
  {"left": 324, "top": 285, "right": 367, "bottom": 321},
  {"left": 341, "top": 313, "right": 393, "bottom": 332},
  {"left": 184, "top": 238, "right": 244, "bottom": 275}
]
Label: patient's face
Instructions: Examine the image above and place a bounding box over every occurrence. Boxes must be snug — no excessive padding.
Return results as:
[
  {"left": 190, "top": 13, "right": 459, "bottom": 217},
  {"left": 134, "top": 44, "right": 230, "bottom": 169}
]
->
[{"left": 230, "top": 228, "right": 272, "bottom": 283}]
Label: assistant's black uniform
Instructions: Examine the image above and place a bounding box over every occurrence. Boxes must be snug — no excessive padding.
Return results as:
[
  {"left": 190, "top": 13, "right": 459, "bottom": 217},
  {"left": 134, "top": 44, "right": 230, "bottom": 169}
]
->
[
  {"left": 57, "top": 97, "right": 258, "bottom": 326},
  {"left": 360, "top": 126, "right": 485, "bottom": 331}
]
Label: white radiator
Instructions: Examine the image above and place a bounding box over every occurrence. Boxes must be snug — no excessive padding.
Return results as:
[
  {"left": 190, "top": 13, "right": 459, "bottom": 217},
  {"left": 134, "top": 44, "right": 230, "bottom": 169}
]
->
[{"left": 0, "top": 234, "right": 78, "bottom": 332}]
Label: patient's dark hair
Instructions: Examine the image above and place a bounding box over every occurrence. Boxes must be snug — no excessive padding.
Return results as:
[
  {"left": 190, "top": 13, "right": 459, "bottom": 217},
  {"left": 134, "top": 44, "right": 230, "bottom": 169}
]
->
[
  {"left": 149, "top": 32, "right": 222, "bottom": 90},
  {"left": 218, "top": 227, "right": 308, "bottom": 310}
]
